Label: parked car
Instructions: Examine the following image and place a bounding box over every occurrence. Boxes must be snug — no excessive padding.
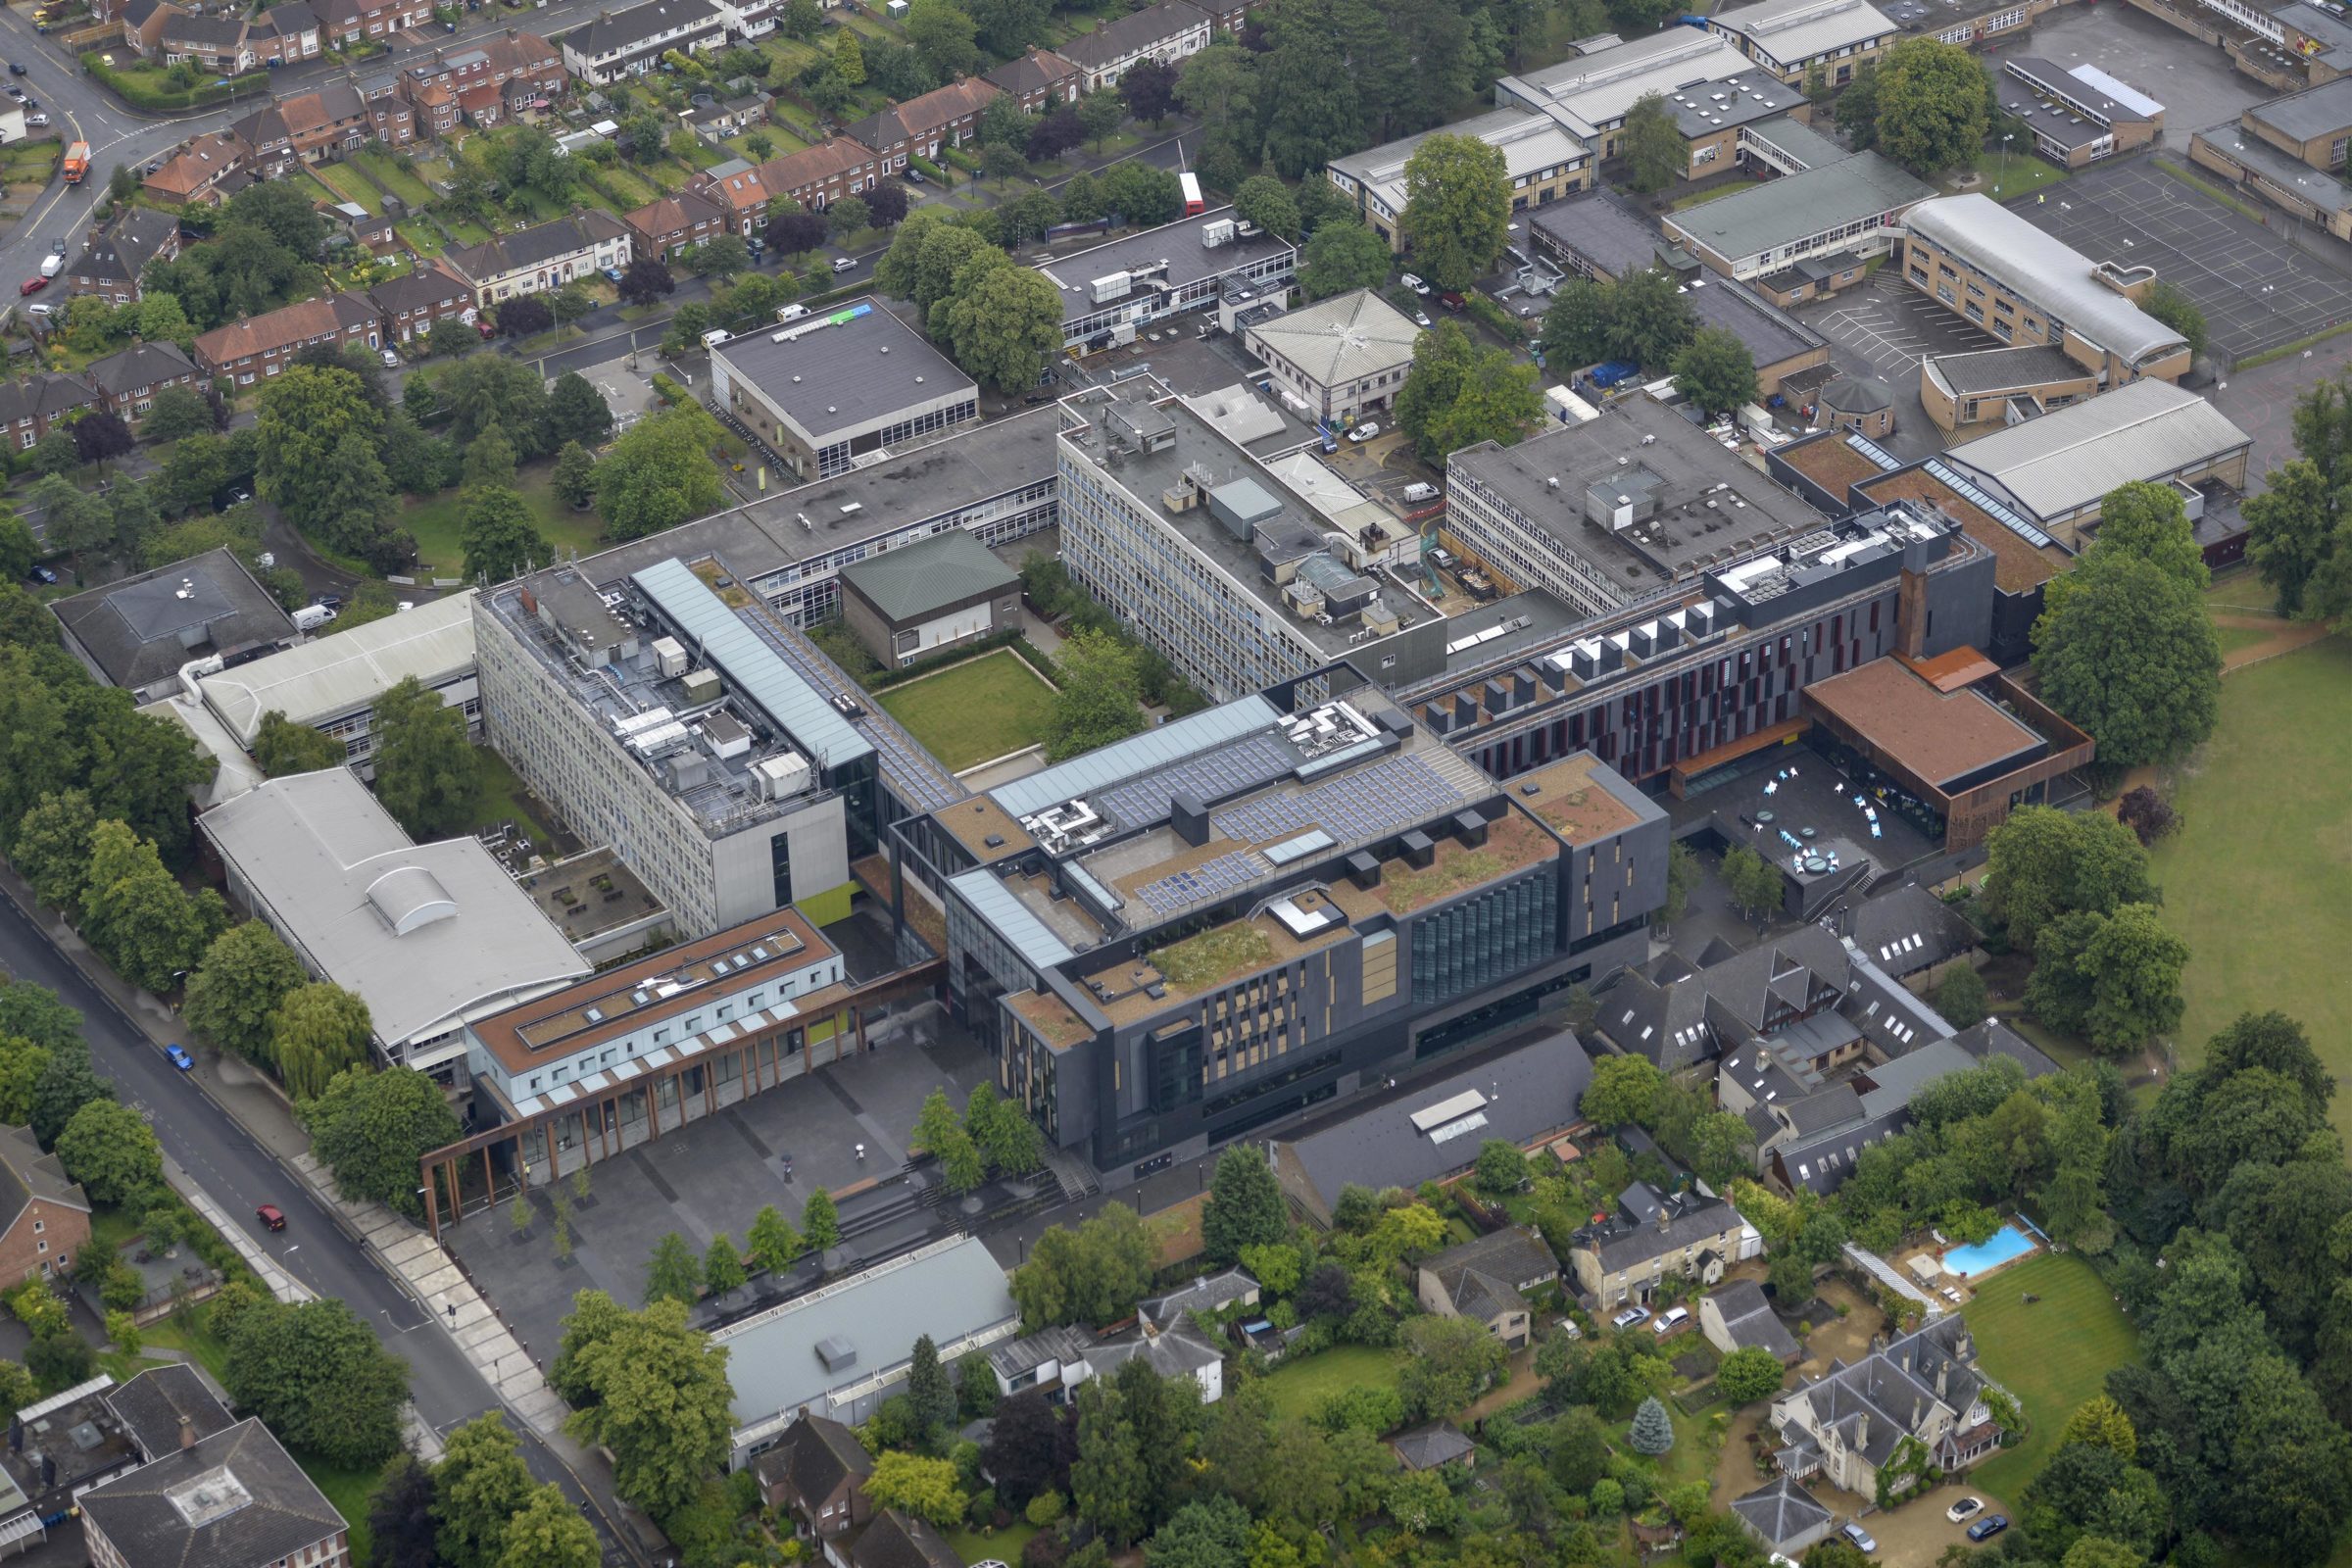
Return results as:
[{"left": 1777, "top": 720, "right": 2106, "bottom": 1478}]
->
[
  {"left": 27, "top": 564, "right": 56, "bottom": 585},
  {"left": 1610, "top": 1305, "right": 1650, "bottom": 1330},
  {"left": 25, "top": 114, "right": 46, "bottom": 126},
  {"left": 5, "top": 63, "right": 24, "bottom": 75},
  {"left": 1946, "top": 1497, "right": 1984, "bottom": 1525},
  {"left": 904, "top": 167, "right": 924, "bottom": 183},
  {"left": 380, "top": 348, "right": 401, "bottom": 368},
  {"left": 602, "top": 266, "right": 622, "bottom": 283},
  {"left": 1346, "top": 421, "right": 1379, "bottom": 443},
  {"left": 47, "top": 238, "right": 63, "bottom": 256},
  {"left": 256, "top": 1203, "right": 287, "bottom": 1231},
  {"left": 1400, "top": 272, "right": 1430, "bottom": 295},
  {"left": 830, "top": 256, "right": 858, "bottom": 273},
  {"left": 1840, "top": 1524, "right": 1877, "bottom": 1553},
  {"left": 18, "top": 275, "right": 44, "bottom": 296},
  {"left": 313, "top": 594, "right": 344, "bottom": 611},
  {"left": 1652, "top": 1304, "right": 1690, "bottom": 1336},
  {"left": 165, "top": 1044, "right": 193, "bottom": 1071},
  {"left": 4, "top": 85, "right": 24, "bottom": 101},
  {"left": 1412, "top": 309, "right": 1432, "bottom": 328},
  {"left": 1966, "top": 1516, "right": 2009, "bottom": 1544},
  {"left": 24, "top": 303, "right": 47, "bottom": 317},
  {"left": 1439, "top": 291, "right": 1466, "bottom": 312}
]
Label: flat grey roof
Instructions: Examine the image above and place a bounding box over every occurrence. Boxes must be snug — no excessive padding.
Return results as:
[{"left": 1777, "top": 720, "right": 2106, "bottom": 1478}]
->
[
  {"left": 711, "top": 298, "right": 973, "bottom": 443},
  {"left": 566, "top": 408, "right": 1059, "bottom": 593},
  {"left": 1527, "top": 191, "right": 1676, "bottom": 278},
  {"left": 1040, "top": 207, "right": 1295, "bottom": 323},
  {"left": 1446, "top": 393, "right": 1828, "bottom": 593},
  {"left": 1502, "top": 28, "right": 1793, "bottom": 136},
  {"left": 198, "top": 770, "right": 590, "bottom": 1052},
  {"left": 52, "top": 548, "right": 296, "bottom": 694},
  {"left": 1709, "top": 0, "right": 1896, "bottom": 62},
  {"left": 1924, "top": 343, "right": 2086, "bottom": 396},
  {"left": 1745, "top": 114, "right": 1847, "bottom": 172},
  {"left": 1907, "top": 194, "right": 2186, "bottom": 367},
  {"left": 1666, "top": 152, "right": 1932, "bottom": 265},
  {"left": 2245, "top": 74, "right": 2352, "bottom": 143},
  {"left": 710, "top": 1237, "right": 1016, "bottom": 1437},
  {"left": 198, "top": 590, "right": 476, "bottom": 743},
  {"left": 1279, "top": 1030, "right": 1592, "bottom": 1212},
  {"left": 1686, "top": 274, "right": 1825, "bottom": 370},
  {"left": 2196, "top": 123, "right": 2352, "bottom": 216}
]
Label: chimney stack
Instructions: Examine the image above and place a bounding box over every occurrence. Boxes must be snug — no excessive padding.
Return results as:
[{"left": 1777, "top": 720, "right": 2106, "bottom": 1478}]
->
[
  {"left": 1854, "top": 1412, "right": 1869, "bottom": 1454},
  {"left": 179, "top": 1415, "right": 195, "bottom": 1452}
]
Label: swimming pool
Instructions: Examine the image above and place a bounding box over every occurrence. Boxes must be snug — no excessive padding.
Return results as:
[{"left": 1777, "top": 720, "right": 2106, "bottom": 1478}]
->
[{"left": 1943, "top": 1224, "right": 2036, "bottom": 1279}]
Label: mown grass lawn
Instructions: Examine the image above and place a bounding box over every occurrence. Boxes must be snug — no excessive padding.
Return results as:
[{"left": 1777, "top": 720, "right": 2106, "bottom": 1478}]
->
[
  {"left": 1961, "top": 1251, "right": 2139, "bottom": 1501},
  {"left": 299, "top": 1455, "right": 386, "bottom": 1567},
  {"left": 1968, "top": 150, "right": 2069, "bottom": 200},
  {"left": 399, "top": 463, "right": 602, "bottom": 577},
  {"left": 2149, "top": 633, "right": 2352, "bottom": 1142},
  {"left": 876, "top": 650, "right": 1056, "bottom": 770},
  {"left": 469, "top": 744, "right": 561, "bottom": 849},
  {"left": 312, "top": 161, "right": 383, "bottom": 214},
  {"left": 354, "top": 149, "right": 436, "bottom": 208},
  {"left": 1261, "top": 1345, "right": 1405, "bottom": 1423}
]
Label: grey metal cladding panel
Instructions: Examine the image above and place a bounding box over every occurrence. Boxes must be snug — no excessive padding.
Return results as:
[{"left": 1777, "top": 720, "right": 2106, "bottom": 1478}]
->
[
  {"left": 990, "top": 696, "right": 1286, "bottom": 817},
  {"left": 949, "top": 869, "right": 1077, "bottom": 967},
  {"left": 631, "top": 558, "right": 874, "bottom": 769}
]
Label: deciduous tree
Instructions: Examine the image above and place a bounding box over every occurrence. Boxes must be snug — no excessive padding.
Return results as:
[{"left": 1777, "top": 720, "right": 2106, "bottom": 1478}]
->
[
  {"left": 562, "top": 1297, "right": 734, "bottom": 1517},
  {"left": 459, "top": 485, "right": 552, "bottom": 585},
  {"left": 2033, "top": 552, "right": 2219, "bottom": 772},
  {"left": 747, "top": 1202, "right": 803, "bottom": 1272},
  {"left": 593, "top": 403, "right": 724, "bottom": 541},
  {"left": 270, "top": 983, "right": 373, "bottom": 1099},
  {"left": 934, "top": 263, "right": 1062, "bottom": 393},
  {"left": 802, "top": 1187, "right": 841, "bottom": 1251},
  {"left": 1873, "top": 37, "right": 1988, "bottom": 174},
  {"left": 222, "top": 1296, "right": 410, "bottom": 1468},
  {"left": 1399, "top": 1313, "right": 1508, "bottom": 1420},
  {"left": 1297, "top": 220, "right": 1393, "bottom": 301},
  {"left": 371, "top": 675, "right": 481, "bottom": 841},
  {"left": 56, "top": 1100, "right": 162, "bottom": 1204},
  {"left": 434, "top": 1412, "right": 535, "bottom": 1568},
  {"left": 1669, "top": 326, "right": 1758, "bottom": 416},
  {"left": 252, "top": 711, "right": 347, "bottom": 777},
  {"left": 1399, "top": 133, "right": 1509, "bottom": 292},
  {"left": 302, "top": 1066, "right": 461, "bottom": 1217},
  {"left": 183, "top": 920, "right": 308, "bottom": 1063},
  {"left": 1715, "top": 1345, "right": 1785, "bottom": 1404},
  {"left": 497, "top": 1485, "right": 600, "bottom": 1568},
  {"left": 642, "top": 1231, "right": 703, "bottom": 1306},
  {"left": 1394, "top": 320, "right": 1543, "bottom": 464},
  {"left": 1619, "top": 94, "right": 1688, "bottom": 194},
  {"left": 1203, "top": 1147, "right": 1289, "bottom": 1263}
]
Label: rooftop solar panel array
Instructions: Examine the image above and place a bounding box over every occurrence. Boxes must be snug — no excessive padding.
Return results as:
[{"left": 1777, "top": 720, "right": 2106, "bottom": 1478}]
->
[
  {"left": 1132, "top": 848, "right": 1275, "bottom": 917},
  {"left": 1094, "top": 732, "right": 1298, "bottom": 828},
  {"left": 1212, "top": 755, "right": 1462, "bottom": 847}
]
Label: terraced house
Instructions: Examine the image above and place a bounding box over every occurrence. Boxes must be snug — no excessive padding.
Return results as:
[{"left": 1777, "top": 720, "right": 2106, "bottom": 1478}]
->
[
  {"left": 369, "top": 261, "right": 478, "bottom": 344},
  {"left": 315, "top": 0, "right": 433, "bottom": 48},
  {"left": 692, "top": 138, "right": 881, "bottom": 233},
  {"left": 194, "top": 294, "right": 382, "bottom": 384},
  {"left": 625, "top": 188, "right": 731, "bottom": 259},
  {"left": 1054, "top": 0, "right": 1213, "bottom": 90},
  {"left": 842, "top": 78, "right": 1000, "bottom": 173},
  {"left": 444, "top": 211, "right": 632, "bottom": 303},
  {"left": 401, "top": 28, "right": 565, "bottom": 134},
  {"left": 0, "top": 372, "right": 97, "bottom": 451},
  {"left": 233, "top": 80, "right": 415, "bottom": 175},
  {"left": 558, "top": 0, "right": 725, "bottom": 83},
  {"left": 86, "top": 343, "right": 201, "bottom": 420}
]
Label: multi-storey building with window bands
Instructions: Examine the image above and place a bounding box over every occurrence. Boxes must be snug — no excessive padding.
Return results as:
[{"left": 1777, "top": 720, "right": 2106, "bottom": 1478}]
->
[
  {"left": 1056, "top": 379, "right": 1418, "bottom": 705},
  {"left": 902, "top": 669, "right": 1666, "bottom": 1186},
  {"left": 1045, "top": 209, "right": 1295, "bottom": 353}
]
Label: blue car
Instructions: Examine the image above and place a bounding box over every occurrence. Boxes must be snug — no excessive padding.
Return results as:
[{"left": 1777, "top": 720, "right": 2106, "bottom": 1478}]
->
[
  {"left": 1967, "top": 1515, "right": 2010, "bottom": 1543},
  {"left": 165, "top": 1044, "right": 193, "bottom": 1072},
  {"left": 603, "top": 267, "right": 623, "bottom": 283}
]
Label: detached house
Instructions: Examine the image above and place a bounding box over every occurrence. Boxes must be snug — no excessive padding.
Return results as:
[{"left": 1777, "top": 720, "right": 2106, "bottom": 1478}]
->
[
  {"left": 625, "top": 188, "right": 729, "bottom": 259},
  {"left": 558, "top": 0, "right": 726, "bottom": 84},
  {"left": 841, "top": 78, "right": 999, "bottom": 173},
  {"left": 194, "top": 293, "right": 381, "bottom": 384},
  {"left": 369, "top": 261, "right": 477, "bottom": 344},
  {"left": 752, "top": 1413, "right": 872, "bottom": 1542},
  {"left": 0, "top": 372, "right": 98, "bottom": 452},
  {"left": 1769, "top": 1315, "right": 2006, "bottom": 1494},
  {"left": 983, "top": 47, "right": 1079, "bottom": 112},
  {"left": 86, "top": 343, "right": 202, "bottom": 420},
  {"left": 120, "top": 0, "right": 177, "bottom": 57},
  {"left": 444, "top": 211, "right": 631, "bottom": 303},
  {"left": 1054, "top": 0, "right": 1212, "bottom": 91},
  {"left": 315, "top": 0, "right": 434, "bottom": 50},
  {"left": 65, "top": 207, "right": 184, "bottom": 305},
  {"left": 1415, "top": 1226, "right": 1558, "bottom": 1348}
]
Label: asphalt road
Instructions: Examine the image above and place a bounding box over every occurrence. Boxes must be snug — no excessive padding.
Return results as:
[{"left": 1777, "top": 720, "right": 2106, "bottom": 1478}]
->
[{"left": 0, "top": 888, "right": 638, "bottom": 1564}]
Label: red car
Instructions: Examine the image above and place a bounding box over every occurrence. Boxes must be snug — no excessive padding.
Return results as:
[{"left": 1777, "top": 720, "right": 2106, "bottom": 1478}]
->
[
  {"left": 17, "top": 276, "right": 44, "bottom": 296},
  {"left": 256, "top": 1203, "right": 286, "bottom": 1232}
]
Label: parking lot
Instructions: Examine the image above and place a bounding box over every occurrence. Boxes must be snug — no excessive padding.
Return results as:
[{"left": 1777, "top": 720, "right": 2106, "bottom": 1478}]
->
[
  {"left": 2019, "top": 159, "right": 2352, "bottom": 362},
  {"left": 1796, "top": 272, "right": 2001, "bottom": 455}
]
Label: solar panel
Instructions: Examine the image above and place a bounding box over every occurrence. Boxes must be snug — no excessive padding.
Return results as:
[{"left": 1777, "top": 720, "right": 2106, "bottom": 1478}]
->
[
  {"left": 1131, "top": 849, "right": 1274, "bottom": 916},
  {"left": 1212, "top": 756, "right": 1460, "bottom": 847},
  {"left": 1095, "top": 732, "right": 1298, "bottom": 827},
  {"left": 1927, "top": 459, "right": 2053, "bottom": 548}
]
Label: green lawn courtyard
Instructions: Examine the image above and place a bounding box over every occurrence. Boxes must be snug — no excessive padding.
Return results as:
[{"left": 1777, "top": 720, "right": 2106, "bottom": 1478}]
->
[
  {"left": 1260, "top": 1344, "right": 1404, "bottom": 1423},
  {"left": 1969, "top": 149, "right": 2069, "bottom": 201},
  {"left": 1961, "top": 1251, "right": 2140, "bottom": 1501},
  {"left": 2149, "top": 633, "right": 2352, "bottom": 1142},
  {"left": 876, "top": 650, "right": 1056, "bottom": 771},
  {"left": 399, "top": 464, "right": 602, "bottom": 578}
]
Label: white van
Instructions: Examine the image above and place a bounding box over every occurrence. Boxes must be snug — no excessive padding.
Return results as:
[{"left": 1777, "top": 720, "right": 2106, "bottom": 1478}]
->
[
  {"left": 37, "top": 253, "right": 62, "bottom": 279},
  {"left": 291, "top": 604, "right": 336, "bottom": 632},
  {"left": 777, "top": 304, "right": 808, "bottom": 322},
  {"left": 702, "top": 327, "right": 731, "bottom": 348},
  {"left": 1402, "top": 482, "right": 1439, "bottom": 503},
  {"left": 1652, "top": 1305, "right": 1690, "bottom": 1336}
]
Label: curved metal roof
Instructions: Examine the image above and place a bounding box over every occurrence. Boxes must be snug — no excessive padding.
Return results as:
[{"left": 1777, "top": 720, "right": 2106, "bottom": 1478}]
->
[
  {"left": 1901, "top": 195, "right": 2187, "bottom": 368},
  {"left": 366, "top": 864, "right": 458, "bottom": 936}
]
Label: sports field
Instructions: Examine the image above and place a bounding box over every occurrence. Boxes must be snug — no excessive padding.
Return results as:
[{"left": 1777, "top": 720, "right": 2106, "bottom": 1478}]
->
[
  {"left": 2148, "top": 635, "right": 2352, "bottom": 1142},
  {"left": 877, "top": 650, "right": 1055, "bottom": 771},
  {"left": 1961, "top": 1251, "right": 2140, "bottom": 1501}
]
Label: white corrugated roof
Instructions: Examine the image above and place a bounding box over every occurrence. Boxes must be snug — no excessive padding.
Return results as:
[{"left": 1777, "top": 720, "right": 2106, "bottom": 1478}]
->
[
  {"left": 1942, "top": 379, "right": 2252, "bottom": 521},
  {"left": 1902, "top": 194, "right": 2188, "bottom": 368},
  {"left": 1246, "top": 290, "right": 1423, "bottom": 389},
  {"left": 1710, "top": 0, "right": 1894, "bottom": 66},
  {"left": 199, "top": 590, "right": 478, "bottom": 743}
]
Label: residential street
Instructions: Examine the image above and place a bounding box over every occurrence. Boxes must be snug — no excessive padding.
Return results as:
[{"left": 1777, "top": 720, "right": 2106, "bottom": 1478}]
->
[{"left": 0, "top": 877, "right": 646, "bottom": 1566}]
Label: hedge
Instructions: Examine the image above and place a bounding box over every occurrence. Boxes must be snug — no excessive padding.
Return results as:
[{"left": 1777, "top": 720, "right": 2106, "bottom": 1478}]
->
[{"left": 84, "top": 52, "right": 268, "bottom": 110}]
